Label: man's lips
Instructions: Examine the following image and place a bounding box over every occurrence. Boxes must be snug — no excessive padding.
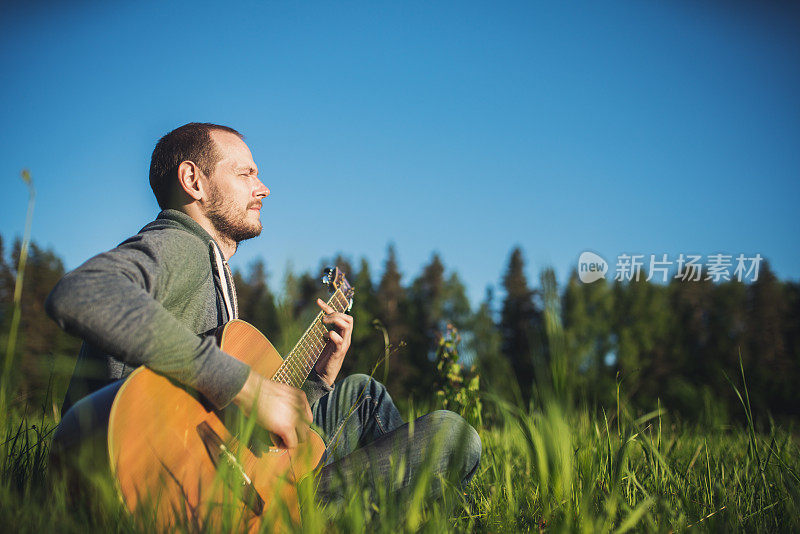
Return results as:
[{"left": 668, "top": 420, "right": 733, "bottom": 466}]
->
[{"left": 249, "top": 203, "right": 262, "bottom": 211}]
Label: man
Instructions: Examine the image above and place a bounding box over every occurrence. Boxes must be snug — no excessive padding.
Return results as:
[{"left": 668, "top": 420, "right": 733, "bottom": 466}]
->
[{"left": 46, "top": 122, "right": 480, "bottom": 509}]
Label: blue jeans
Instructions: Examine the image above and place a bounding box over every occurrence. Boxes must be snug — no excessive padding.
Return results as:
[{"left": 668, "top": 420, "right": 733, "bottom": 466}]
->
[{"left": 310, "top": 374, "right": 481, "bottom": 504}]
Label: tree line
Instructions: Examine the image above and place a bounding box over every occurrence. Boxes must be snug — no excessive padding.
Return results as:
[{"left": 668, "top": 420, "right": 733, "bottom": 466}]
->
[{"left": 1, "top": 233, "right": 798, "bottom": 422}]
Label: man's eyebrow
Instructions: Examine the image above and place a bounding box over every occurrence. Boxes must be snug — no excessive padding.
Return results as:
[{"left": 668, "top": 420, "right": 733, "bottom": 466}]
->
[{"left": 235, "top": 166, "right": 258, "bottom": 174}]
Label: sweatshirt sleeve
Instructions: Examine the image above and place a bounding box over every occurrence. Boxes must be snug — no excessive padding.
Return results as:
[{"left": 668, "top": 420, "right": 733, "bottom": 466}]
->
[
  {"left": 302, "top": 370, "right": 334, "bottom": 407},
  {"left": 45, "top": 231, "right": 250, "bottom": 409}
]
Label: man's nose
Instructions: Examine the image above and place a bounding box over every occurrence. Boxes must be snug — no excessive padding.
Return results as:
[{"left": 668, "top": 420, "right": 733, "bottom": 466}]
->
[{"left": 254, "top": 178, "right": 270, "bottom": 198}]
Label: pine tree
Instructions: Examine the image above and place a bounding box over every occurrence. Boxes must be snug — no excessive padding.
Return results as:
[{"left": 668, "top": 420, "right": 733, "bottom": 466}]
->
[
  {"left": 746, "top": 261, "right": 791, "bottom": 414},
  {"left": 499, "top": 247, "right": 541, "bottom": 402},
  {"left": 442, "top": 272, "right": 471, "bottom": 329},
  {"left": 342, "top": 257, "right": 384, "bottom": 377},
  {"left": 376, "top": 245, "right": 408, "bottom": 343},
  {"left": 562, "top": 270, "right": 614, "bottom": 405},
  {"left": 611, "top": 277, "right": 672, "bottom": 408},
  {"left": 6, "top": 239, "right": 80, "bottom": 408},
  {"left": 277, "top": 265, "right": 317, "bottom": 355},
  {"left": 233, "top": 259, "right": 281, "bottom": 340},
  {"left": 375, "top": 244, "right": 413, "bottom": 397},
  {"left": 783, "top": 281, "right": 800, "bottom": 415},
  {"left": 407, "top": 253, "right": 447, "bottom": 386},
  {"left": 705, "top": 279, "right": 747, "bottom": 420},
  {"left": 668, "top": 276, "right": 713, "bottom": 386},
  {"left": 469, "top": 286, "right": 511, "bottom": 402},
  {"left": 406, "top": 255, "right": 474, "bottom": 396}
]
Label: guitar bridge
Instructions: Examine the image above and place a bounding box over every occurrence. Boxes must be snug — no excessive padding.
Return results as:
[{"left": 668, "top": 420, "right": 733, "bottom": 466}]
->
[{"left": 196, "top": 421, "right": 265, "bottom": 516}]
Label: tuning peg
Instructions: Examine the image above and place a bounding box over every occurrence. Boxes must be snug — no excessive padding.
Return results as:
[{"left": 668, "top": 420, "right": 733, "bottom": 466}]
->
[{"left": 321, "top": 267, "right": 334, "bottom": 286}]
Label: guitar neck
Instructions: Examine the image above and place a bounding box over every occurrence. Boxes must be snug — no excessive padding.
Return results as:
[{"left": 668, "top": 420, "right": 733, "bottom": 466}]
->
[{"left": 271, "top": 289, "right": 350, "bottom": 388}]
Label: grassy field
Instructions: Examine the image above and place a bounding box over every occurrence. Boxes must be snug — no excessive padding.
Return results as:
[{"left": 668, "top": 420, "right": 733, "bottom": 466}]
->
[
  {"left": 2, "top": 176, "right": 798, "bottom": 532},
  {"left": 1, "top": 380, "right": 799, "bottom": 533}
]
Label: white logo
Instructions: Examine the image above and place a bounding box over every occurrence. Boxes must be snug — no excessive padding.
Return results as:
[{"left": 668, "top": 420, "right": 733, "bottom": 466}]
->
[{"left": 578, "top": 251, "right": 608, "bottom": 283}]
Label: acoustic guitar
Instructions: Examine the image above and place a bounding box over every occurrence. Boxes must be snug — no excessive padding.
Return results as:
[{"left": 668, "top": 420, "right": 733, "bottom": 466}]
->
[{"left": 55, "top": 266, "right": 354, "bottom": 532}]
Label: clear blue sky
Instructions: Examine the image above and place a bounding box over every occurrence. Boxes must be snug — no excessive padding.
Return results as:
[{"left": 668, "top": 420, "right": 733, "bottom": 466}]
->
[{"left": 2, "top": 1, "right": 798, "bottom": 306}]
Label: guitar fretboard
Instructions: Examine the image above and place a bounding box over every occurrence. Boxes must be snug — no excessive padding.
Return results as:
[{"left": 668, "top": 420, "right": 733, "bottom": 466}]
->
[{"left": 271, "top": 289, "right": 350, "bottom": 389}]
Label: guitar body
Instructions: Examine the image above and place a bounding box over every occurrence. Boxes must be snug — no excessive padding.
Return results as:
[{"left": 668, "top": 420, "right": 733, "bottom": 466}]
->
[{"left": 107, "top": 320, "right": 326, "bottom": 532}]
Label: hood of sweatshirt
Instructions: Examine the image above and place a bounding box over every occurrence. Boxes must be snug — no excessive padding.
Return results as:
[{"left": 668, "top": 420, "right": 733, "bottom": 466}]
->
[{"left": 146, "top": 209, "right": 238, "bottom": 321}]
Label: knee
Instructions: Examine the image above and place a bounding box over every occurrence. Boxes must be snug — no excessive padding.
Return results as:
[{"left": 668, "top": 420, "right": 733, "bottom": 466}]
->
[{"left": 427, "top": 410, "right": 481, "bottom": 480}]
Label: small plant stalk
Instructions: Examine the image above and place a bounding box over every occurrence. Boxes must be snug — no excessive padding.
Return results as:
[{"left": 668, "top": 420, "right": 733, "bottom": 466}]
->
[{"left": 1, "top": 170, "right": 36, "bottom": 415}]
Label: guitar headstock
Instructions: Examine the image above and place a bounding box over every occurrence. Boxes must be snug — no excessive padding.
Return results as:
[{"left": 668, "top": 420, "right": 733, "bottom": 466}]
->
[{"left": 322, "top": 266, "right": 355, "bottom": 310}]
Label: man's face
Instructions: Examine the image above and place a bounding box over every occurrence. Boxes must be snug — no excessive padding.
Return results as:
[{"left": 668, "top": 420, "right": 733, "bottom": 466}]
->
[{"left": 203, "top": 130, "right": 270, "bottom": 244}]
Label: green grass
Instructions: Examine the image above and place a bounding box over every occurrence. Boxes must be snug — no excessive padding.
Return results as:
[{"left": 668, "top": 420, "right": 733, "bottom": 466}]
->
[{"left": 1, "top": 386, "right": 799, "bottom": 533}]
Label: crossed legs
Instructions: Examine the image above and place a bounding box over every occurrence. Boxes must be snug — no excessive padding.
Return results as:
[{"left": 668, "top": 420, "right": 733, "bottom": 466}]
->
[{"left": 310, "top": 374, "right": 481, "bottom": 504}]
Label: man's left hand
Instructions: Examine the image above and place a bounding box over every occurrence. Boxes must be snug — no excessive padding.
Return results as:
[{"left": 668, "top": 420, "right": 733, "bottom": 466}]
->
[{"left": 313, "top": 298, "right": 353, "bottom": 386}]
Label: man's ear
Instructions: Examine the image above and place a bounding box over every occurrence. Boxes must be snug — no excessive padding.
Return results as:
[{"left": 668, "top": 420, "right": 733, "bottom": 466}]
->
[{"left": 177, "top": 161, "right": 205, "bottom": 202}]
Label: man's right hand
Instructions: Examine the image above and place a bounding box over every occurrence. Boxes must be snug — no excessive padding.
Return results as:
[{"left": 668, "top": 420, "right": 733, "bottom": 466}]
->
[{"left": 232, "top": 371, "right": 313, "bottom": 449}]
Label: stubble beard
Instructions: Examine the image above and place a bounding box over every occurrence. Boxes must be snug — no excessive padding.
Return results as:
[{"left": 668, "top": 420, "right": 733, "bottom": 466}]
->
[{"left": 205, "top": 182, "right": 262, "bottom": 246}]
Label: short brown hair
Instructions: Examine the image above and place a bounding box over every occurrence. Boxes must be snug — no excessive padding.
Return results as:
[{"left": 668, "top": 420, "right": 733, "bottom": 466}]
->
[{"left": 149, "top": 122, "right": 242, "bottom": 209}]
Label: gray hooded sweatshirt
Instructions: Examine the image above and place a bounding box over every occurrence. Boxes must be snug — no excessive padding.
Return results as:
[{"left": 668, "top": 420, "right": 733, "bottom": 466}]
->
[{"left": 46, "top": 209, "right": 330, "bottom": 413}]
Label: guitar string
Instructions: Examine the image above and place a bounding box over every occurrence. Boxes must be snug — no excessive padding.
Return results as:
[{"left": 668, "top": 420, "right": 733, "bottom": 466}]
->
[
  {"left": 279, "top": 287, "right": 350, "bottom": 387},
  {"left": 272, "top": 288, "right": 349, "bottom": 388},
  {"left": 296, "top": 288, "right": 348, "bottom": 386},
  {"left": 298, "top": 290, "right": 350, "bottom": 385}
]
